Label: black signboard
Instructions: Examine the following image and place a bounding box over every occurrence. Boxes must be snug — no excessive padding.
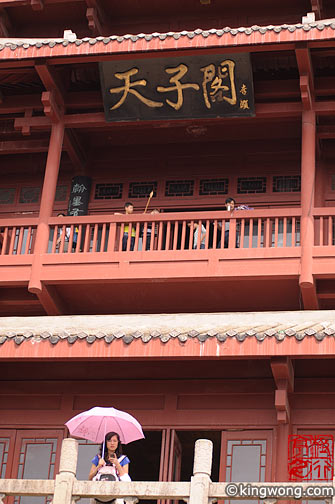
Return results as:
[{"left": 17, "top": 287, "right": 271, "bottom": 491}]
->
[
  {"left": 100, "top": 53, "right": 255, "bottom": 122},
  {"left": 67, "top": 176, "right": 92, "bottom": 216}
]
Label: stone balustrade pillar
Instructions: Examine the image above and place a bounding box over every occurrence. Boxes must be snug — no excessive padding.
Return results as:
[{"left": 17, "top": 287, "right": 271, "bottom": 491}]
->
[
  {"left": 189, "top": 439, "right": 213, "bottom": 504},
  {"left": 52, "top": 438, "right": 78, "bottom": 504}
]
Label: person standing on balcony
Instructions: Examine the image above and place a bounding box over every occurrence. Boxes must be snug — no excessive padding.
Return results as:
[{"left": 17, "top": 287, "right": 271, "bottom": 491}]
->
[
  {"left": 55, "top": 212, "right": 78, "bottom": 252},
  {"left": 145, "top": 208, "right": 160, "bottom": 250},
  {"left": 115, "top": 202, "right": 136, "bottom": 251},
  {"left": 189, "top": 221, "right": 206, "bottom": 249},
  {"left": 218, "top": 198, "right": 253, "bottom": 248}
]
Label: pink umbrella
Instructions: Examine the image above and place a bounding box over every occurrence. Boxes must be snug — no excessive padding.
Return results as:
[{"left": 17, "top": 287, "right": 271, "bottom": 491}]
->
[{"left": 65, "top": 406, "right": 145, "bottom": 444}]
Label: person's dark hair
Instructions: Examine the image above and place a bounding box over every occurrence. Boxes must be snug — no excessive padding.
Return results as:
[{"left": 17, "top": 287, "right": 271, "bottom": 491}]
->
[
  {"left": 225, "top": 198, "right": 236, "bottom": 205},
  {"left": 99, "top": 431, "right": 123, "bottom": 463},
  {"left": 124, "top": 202, "right": 133, "bottom": 209},
  {"left": 57, "top": 212, "right": 66, "bottom": 217}
]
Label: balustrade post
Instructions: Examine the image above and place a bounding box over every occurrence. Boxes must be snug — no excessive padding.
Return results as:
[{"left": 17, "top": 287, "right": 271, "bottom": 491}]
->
[
  {"left": 189, "top": 439, "right": 213, "bottom": 504},
  {"left": 52, "top": 438, "right": 78, "bottom": 504},
  {"left": 28, "top": 121, "right": 64, "bottom": 294}
]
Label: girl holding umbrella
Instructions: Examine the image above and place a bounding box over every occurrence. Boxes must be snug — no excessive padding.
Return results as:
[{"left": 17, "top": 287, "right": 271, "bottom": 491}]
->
[{"left": 89, "top": 431, "right": 130, "bottom": 481}]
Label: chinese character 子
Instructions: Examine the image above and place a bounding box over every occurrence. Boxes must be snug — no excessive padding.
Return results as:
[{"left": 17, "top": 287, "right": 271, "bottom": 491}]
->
[
  {"left": 157, "top": 64, "right": 200, "bottom": 111},
  {"left": 109, "top": 67, "right": 163, "bottom": 110},
  {"left": 288, "top": 435, "right": 334, "bottom": 481},
  {"left": 200, "top": 60, "right": 237, "bottom": 109},
  {"left": 73, "top": 184, "right": 87, "bottom": 194}
]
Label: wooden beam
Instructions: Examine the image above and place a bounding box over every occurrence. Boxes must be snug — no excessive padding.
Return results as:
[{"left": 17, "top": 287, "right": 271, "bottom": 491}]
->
[
  {"left": 0, "top": 7, "right": 10, "bottom": 37},
  {"left": 41, "top": 90, "right": 64, "bottom": 123},
  {"left": 317, "top": 125, "right": 335, "bottom": 139},
  {"left": 35, "top": 63, "right": 65, "bottom": 109},
  {"left": 37, "top": 284, "right": 65, "bottom": 316},
  {"left": 0, "top": 138, "right": 49, "bottom": 154},
  {"left": 311, "top": 0, "right": 323, "bottom": 20},
  {"left": 63, "top": 128, "right": 87, "bottom": 173}
]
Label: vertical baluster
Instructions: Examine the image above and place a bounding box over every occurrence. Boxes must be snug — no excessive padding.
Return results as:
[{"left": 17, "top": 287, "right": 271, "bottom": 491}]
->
[
  {"left": 83, "top": 224, "right": 90, "bottom": 252},
  {"left": 328, "top": 216, "right": 333, "bottom": 247},
  {"left": 17, "top": 227, "right": 24, "bottom": 255},
  {"left": 25, "top": 227, "right": 32, "bottom": 255},
  {"left": 1, "top": 227, "right": 8, "bottom": 255},
  {"left": 319, "top": 216, "right": 324, "bottom": 246},
  {"left": 274, "top": 218, "right": 279, "bottom": 247},
  {"left": 205, "top": 220, "right": 210, "bottom": 249},
  {"left": 196, "top": 220, "right": 202, "bottom": 249},
  {"left": 166, "top": 221, "right": 171, "bottom": 250},
  {"left": 142, "top": 222, "right": 148, "bottom": 252},
  {"left": 150, "top": 221, "right": 155, "bottom": 251},
  {"left": 257, "top": 218, "right": 262, "bottom": 248},
  {"left": 118, "top": 223, "right": 124, "bottom": 252},
  {"left": 75, "top": 225, "right": 83, "bottom": 254},
  {"left": 158, "top": 222, "right": 163, "bottom": 251},
  {"left": 59, "top": 225, "right": 66, "bottom": 253},
  {"left": 126, "top": 224, "right": 133, "bottom": 251},
  {"left": 292, "top": 218, "right": 296, "bottom": 246},
  {"left": 264, "top": 218, "right": 270, "bottom": 247},
  {"left": 228, "top": 219, "right": 236, "bottom": 248},
  {"left": 134, "top": 222, "right": 140, "bottom": 251},
  {"left": 248, "top": 218, "right": 253, "bottom": 249},
  {"left": 181, "top": 221, "right": 186, "bottom": 250},
  {"left": 51, "top": 225, "right": 58, "bottom": 253},
  {"left": 107, "top": 222, "right": 116, "bottom": 252},
  {"left": 283, "top": 217, "right": 287, "bottom": 247},
  {"left": 213, "top": 220, "right": 217, "bottom": 250},
  {"left": 67, "top": 225, "right": 74, "bottom": 254},
  {"left": 188, "top": 220, "right": 194, "bottom": 250},
  {"left": 99, "top": 223, "right": 106, "bottom": 253},
  {"left": 9, "top": 227, "right": 17, "bottom": 255},
  {"left": 220, "top": 220, "right": 225, "bottom": 249},
  {"left": 240, "top": 219, "right": 245, "bottom": 249},
  {"left": 173, "top": 221, "right": 178, "bottom": 250},
  {"left": 92, "top": 224, "right": 98, "bottom": 252}
]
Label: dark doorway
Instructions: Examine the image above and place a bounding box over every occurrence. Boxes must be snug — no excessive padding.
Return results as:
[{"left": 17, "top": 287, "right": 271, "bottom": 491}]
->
[
  {"left": 125, "top": 430, "right": 163, "bottom": 504},
  {"left": 176, "top": 430, "right": 221, "bottom": 482}
]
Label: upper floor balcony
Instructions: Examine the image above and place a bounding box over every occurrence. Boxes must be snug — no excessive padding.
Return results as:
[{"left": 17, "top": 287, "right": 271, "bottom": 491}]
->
[{"left": 0, "top": 206, "right": 334, "bottom": 316}]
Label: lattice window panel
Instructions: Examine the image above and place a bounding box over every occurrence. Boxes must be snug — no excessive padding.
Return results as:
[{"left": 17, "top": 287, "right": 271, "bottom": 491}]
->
[
  {"left": 19, "top": 187, "right": 41, "bottom": 204},
  {"left": 0, "top": 438, "right": 10, "bottom": 478},
  {"left": 94, "top": 183, "right": 123, "bottom": 200},
  {"left": 14, "top": 437, "right": 58, "bottom": 504},
  {"left": 128, "top": 181, "right": 157, "bottom": 199},
  {"left": 165, "top": 180, "right": 194, "bottom": 197},
  {"left": 0, "top": 188, "right": 15, "bottom": 204},
  {"left": 331, "top": 174, "right": 335, "bottom": 191},
  {"left": 226, "top": 439, "right": 267, "bottom": 483},
  {"left": 273, "top": 175, "right": 301, "bottom": 193},
  {"left": 237, "top": 177, "right": 266, "bottom": 194},
  {"left": 55, "top": 185, "right": 68, "bottom": 202},
  {"left": 199, "top": 178, "right": 229, "bottom": 195}
]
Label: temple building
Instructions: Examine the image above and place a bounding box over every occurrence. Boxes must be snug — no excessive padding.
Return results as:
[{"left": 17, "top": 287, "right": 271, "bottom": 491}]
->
[{"left": 1, "top": 0, "right": 335, "bottom": 502}]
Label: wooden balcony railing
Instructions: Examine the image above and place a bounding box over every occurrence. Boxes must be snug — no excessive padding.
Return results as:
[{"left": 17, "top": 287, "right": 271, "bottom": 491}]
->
[
  {"left": 314, "top": 208, "right": 335, "bottom": 246},
  {"left": 0, "top": 218, "right": 38, "bottom": 255},
  {"left": 47, "top": 209, "right": 302, "bottom": 255}
]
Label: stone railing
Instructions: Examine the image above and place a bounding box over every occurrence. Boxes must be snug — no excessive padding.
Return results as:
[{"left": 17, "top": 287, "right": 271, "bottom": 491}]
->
[{"left": 0, "top": 438, "right": 333, "bottom": 504}]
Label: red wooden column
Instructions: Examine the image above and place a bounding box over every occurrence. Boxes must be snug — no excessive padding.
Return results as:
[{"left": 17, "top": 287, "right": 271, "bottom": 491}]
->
[
  {"left": 299, "top": 110, "right": 318, "bottom": 309},
  {"left": 28, "top": 121, "right": 64, "bottom": 295}
]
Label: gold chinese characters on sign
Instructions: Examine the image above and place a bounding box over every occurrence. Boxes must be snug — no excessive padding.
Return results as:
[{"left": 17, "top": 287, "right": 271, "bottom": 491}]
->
[{"left": 100, "top": 54, "right": 254, "bottom": 121}]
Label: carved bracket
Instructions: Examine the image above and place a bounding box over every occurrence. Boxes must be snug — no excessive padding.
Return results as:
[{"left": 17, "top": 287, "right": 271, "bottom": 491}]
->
[
  {"left": 42, "top": 90, "right": 64, "bottom": 123},
  {"left": 86, "top": 0, "right": 107, "bottom": 35},
  {"left": 271, "top": 357, "right": 294, "bottom": 424},
  {"left": 300, "top": 74, "right": 313, "bottom": 111}
]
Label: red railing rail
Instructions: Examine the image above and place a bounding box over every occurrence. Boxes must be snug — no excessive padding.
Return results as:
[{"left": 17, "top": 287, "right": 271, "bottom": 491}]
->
[
  {"left": 0, "top": 218, "right": 39, "bottom": 255},
  {"left": 314, "top": 208, "right": 335, "bottom": 246},
  {"left": 47, "top": 209, "right": 302, "bottom": 254}
]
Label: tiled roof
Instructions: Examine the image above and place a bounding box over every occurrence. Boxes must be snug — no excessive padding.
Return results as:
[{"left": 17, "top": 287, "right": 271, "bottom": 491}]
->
[
  {"left": 1, "top": 311, "right": 335, "bottom": 346},
  {"left": 0, "top": 19, "right": 335, "bottom": 58}
]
